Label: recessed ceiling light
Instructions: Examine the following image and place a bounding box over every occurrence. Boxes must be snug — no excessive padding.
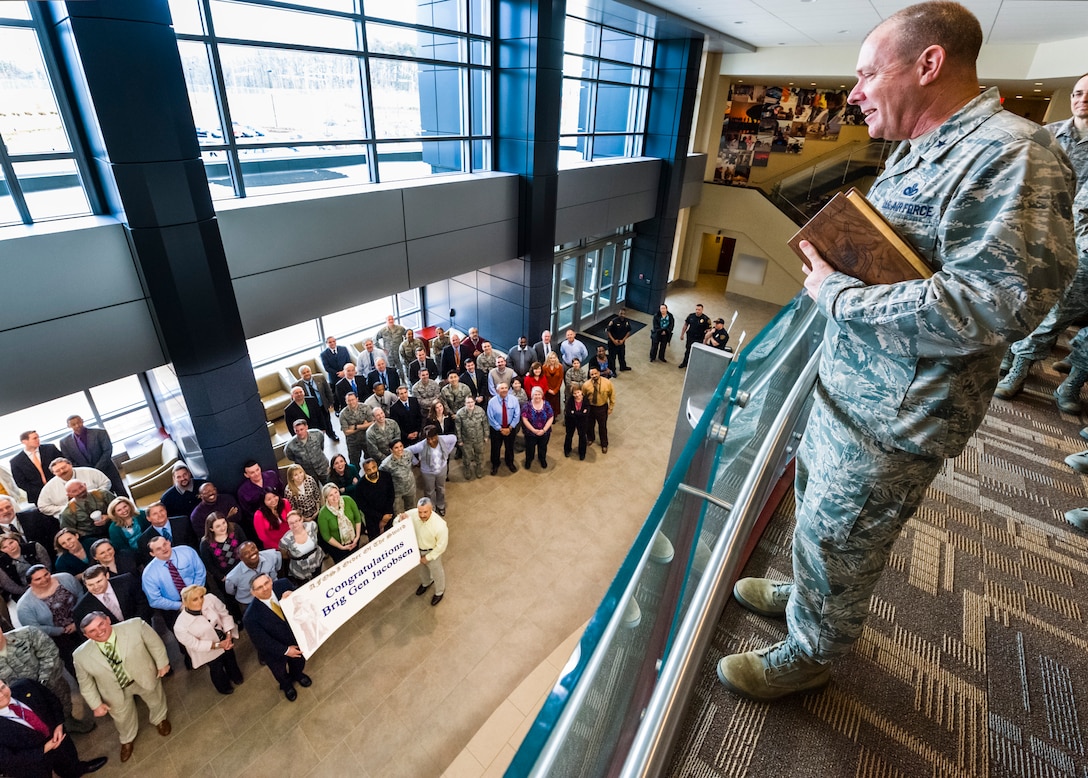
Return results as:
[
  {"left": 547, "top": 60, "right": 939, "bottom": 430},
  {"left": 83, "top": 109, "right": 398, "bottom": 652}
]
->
[
  {"left": 1034, "top": 89, "right": 1041, "bottom": 92},
  {"left": 1015, "top": 95, "right": 1023, "bottom": 99},
  {"left": 839, "top": 85, "right": 845, "bottom": 88},
  {"left": 1045, "top": 97, "right": 1051, "bottom": 101},
  {"left": 810, "top": 82, "right": 816, "bottom": 86},
  {"left": 1035, "top": 82, "right": 1043, "bottom": 86}
]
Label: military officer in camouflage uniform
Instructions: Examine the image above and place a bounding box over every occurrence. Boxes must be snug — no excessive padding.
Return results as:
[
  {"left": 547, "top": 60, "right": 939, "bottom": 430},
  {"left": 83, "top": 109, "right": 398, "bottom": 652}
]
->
[
  {"left": 475, "top": 342, "right": 498, "bottom": 373},
  {"left": 283, "top": 420, "right": 328, "bottom": 484},
  {"left": 339, "top": 392, "right": 373, "bottom": 469},
  {"left": 376, "top": 315, "right": 407, "bottom": 376},
  {"left": 429, "top": 327, "right": 450, "bottom": 362},
  {"left": 412, "top": 370, "right": 441, "bottom": 415},
  {"left": 440, "top": 372, "right": 471, "bottom": 412},
  {"left": 719, "top": 0, "right": 1077, "bottom": 702},
  {"left": 996, "top": 72, "right": 1088, "bottom": 410},
  {"left": 0, "top": 625, "right": 94, "bottom": 731},
  {"left": 380, "top": 440, "right": 417, "bottom": 514},
  {"left": 59, "top": 481, "right": 115, "bottom": 539},
  {"left": 564, "top": 358, "right": 588, "bottom": 409},
  {"left": 365, "top": 407, "right": 401, "bottom": 462},
  {"left": 455, "top": 396, "right": 489, "bottom": 480},
  {"left": 399, "top": 330, "right": 425, "bottom": 376}
]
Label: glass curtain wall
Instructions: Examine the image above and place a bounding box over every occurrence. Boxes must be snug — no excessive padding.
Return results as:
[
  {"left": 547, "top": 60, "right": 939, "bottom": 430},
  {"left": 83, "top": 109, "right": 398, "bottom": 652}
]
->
[
  {"left": 553, "top": 228, "right": 632, "bottom": 333},
  {"left": 0, "top": 290, "right": 421, "bottom": 460},
  {"left": 0, "top": 2, "right": 96, "bottom": 226},
  {"left": 169, "top": 0, "right": 492, "bottom": 199},
  {"left": 559, "top": 11, "right": 652, "bottom": 166}
]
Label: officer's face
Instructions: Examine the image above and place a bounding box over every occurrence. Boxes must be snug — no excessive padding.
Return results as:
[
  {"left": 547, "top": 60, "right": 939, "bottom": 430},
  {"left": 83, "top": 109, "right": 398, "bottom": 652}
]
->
[
  {"left": 1072, "top": 75, "right": 1088, "bottom": 121},
  {"left": 848, "top": 24, "right": 927, "bottom": 141}
]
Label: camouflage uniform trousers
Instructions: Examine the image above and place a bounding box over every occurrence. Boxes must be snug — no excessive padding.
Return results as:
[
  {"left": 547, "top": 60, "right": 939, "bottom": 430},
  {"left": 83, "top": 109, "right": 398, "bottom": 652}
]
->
[
  {"left": 787, "top": 397, "right": 943, "bottom": 661},
  {"left": 1009, "top": 252, "right": 1088, "bottom": 366}
]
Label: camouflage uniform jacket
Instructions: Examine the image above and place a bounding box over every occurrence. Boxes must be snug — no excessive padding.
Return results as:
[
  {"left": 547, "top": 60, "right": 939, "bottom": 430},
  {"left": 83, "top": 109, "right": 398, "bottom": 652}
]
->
[
  {"left": 1046, "top": 117, "right": 1088, "bottom": 189},
  {"left": 430, "top": 333, "right": 450, "bottom": 361},
  {"left": 816, "top": 89, "right": 1077, "bottom": 459},
  {"left": 412, "top": 378, "right": 441, "bottom": 412},
  {"left": 339, "top": 403, "right": 373, "bottom": 439},
  {"left": 380, "top": 452, "right": 416, "bottom": 495},
  {"left": 59, "top": 489, "right": 115, "bottom": 535},
  {"left": 455, "top": 405, "right": 489, "bottom": 443},
  {"left": 366, "top": 420, "right": 402, "bottom": 459},
  {"left": 476, "top": 351, "right": 498, "bottom": 373},
  {"left": 376, "top": 324, "right": 406, "bottom": 357},
  {"left": 440, "top": 382, "right": 471, "bottom": 412}
]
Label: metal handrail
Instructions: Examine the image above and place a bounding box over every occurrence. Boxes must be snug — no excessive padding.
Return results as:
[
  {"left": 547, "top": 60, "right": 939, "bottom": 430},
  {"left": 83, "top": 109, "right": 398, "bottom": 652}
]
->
[{"left": 619, "top": 343, "right": 823, "bottom": 778}]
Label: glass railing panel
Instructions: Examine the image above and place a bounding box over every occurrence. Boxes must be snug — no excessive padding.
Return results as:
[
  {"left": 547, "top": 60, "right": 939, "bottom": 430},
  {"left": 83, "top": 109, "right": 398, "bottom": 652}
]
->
[{"left": 508, "top": 293, "right": 826, "bottom": 778}]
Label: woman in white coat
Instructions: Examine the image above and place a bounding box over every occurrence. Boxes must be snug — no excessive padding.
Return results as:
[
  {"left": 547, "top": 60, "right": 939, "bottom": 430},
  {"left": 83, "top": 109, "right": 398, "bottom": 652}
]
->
[{"left": 174, "top": 585, "right": 244, "bottom": 695}]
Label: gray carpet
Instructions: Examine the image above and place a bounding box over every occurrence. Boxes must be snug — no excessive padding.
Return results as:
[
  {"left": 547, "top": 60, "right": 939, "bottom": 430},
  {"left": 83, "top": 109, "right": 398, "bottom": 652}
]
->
[{"left": 668, "top": 360, "right": 1088, "bottom": 777}]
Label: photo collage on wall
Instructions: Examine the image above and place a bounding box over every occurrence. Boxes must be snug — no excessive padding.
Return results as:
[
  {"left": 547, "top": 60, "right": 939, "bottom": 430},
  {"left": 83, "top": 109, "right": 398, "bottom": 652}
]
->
[{"left": 714, "top": 84, "right": 863, "bottom": 185}]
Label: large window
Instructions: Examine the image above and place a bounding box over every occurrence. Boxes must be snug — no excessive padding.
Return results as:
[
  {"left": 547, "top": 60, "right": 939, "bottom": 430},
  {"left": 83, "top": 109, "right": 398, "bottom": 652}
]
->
[
  {"left": 0, "top": 3, "right": 96, "bottom": 227},
  {"left": 170, "top": 0, "right": 492, "bottom": 199},
  {"left": 0, "top": 377, "right": 158, "bottom": 463},
  {"left": 559, "top": 15, "right": 652, "bottom": 167}
]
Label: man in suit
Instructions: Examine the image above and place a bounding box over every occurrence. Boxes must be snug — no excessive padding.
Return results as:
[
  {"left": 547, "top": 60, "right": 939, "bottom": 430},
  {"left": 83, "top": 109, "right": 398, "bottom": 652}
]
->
[
  {"left": 158, "top": 464, "right": 206, "bottom": 519},
  {"left": 389, "top": 385, "right": 424, "bottom": 445},
  {"left": 320, "top": 335, "right": 352, "bottom": 391},
  {"left": 439, "top": 332, "right": 463, "bottom": 378},
  {"left": 137, "top": 502, "right": 198, "bottom": 556},
  {"left": 460, "top": 358, "right": 488, "bottom": 404},
  {"left": 356, "top": 338, "right": 388, "bottom": 374},
  {"left": 140, "top": 535, "right": 206, "bottom": 628},
  {"left": 293, "top": 365, "right": 339, "bottom": 441},
  {"left": 533, "top": 329, "right": 558, "bottom": 365},
  {"left": 0, "top": 496, "right": 58, "bottom": 561},
  {"left": 243, "top": 574, "right": 311, "bottom": 701},
  {"left": 407, "top": 347, "right": 439, "bottom": 385},
  {"left": 0, "top": 678, "right": 108, "bottom": 778},
  {"left": 8, "top": 431, "right": 62, "bottom": 505},
  {"left": 74, "top": 614, "right": 171, "bottom": 763},
  {"left": 365, "top": 357, "right": 400, "bottom": 395},
  {"left": 58, "top": 416, "right": 126, "bottom": 497},
  {"left": 283, "top": 386, "right": 332, "bottom": 445},
  {"left": 335, "top": 362, "right": 369, "bottom": 405},
  {"left": 74, "top": 566, "right": 151, "bottom": 627}
]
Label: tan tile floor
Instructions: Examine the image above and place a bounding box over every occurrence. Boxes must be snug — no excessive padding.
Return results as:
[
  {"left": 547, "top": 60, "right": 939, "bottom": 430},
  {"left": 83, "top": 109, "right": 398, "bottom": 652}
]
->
[{"left": 64, "top": 274, "right": 782, "bottom": 777}]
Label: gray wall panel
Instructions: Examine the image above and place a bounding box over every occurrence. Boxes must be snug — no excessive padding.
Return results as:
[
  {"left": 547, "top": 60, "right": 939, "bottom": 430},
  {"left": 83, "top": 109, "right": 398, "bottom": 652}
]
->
[
  {"left": 0, "top": 219, "right": 143, "bottom": 331},
  {"left": 401, "top": 173, "right": 519, "bottom": 239},
  {"left": 554, "top": 159, "right": 661, "bottom": 243},
  {"left": 608, "top": 190, "right": 658, "bottom": 226},
  {"left": 679, "top": 153, "right": 707, "bottom": 209},
  {"left": 0, "top": 301, "right": 165, "bottom": 415},
  {"left": 406, "top": 219, "right": 519, "bottom": 288},
  {"left": 233, "top": 243, "right": 410, "bottom": 338},
  {"left": 217, "top": 189, "right": 408, "bottom": 277}
]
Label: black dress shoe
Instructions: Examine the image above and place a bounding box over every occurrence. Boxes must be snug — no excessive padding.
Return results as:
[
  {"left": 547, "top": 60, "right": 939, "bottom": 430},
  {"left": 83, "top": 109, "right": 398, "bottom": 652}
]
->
[
  {"left": 415, "top": 582, "right": 433, "bottom": 596},
  {"left": 507, "top": 462, "right": 518, "bottom": 473},
  {"left": 297, "top": 674, "right": 312, "bottom": 688},
  {"left": 284, "top": 686, "right": 297, "bottom": 702},
  {"left": 491, "top": 465, "right": 499, "bottom": 476},
  {"left": 79, "top": 756, "right": 109, "bottom": 774},
  {"left": 564, "top": 450, "right": 570, "bottom": 457},
  {"left": 540, "top": 459, "right": 548, "bottom": 468},
  {"left": 621, "top": 366, "right": 632, "bottom": 371},
  {"left": 431, "top": 593, "right": 444, "bottom": 606},
  {"left": 602, "top": 446, "right": 608, "bottom": 454},
  {"left": 331, "top": 435, "right": 341, "bottom": 442}
]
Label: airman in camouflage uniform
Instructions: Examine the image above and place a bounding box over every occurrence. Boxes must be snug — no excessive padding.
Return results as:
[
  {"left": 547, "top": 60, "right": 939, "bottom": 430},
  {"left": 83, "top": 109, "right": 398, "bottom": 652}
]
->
[
  {"left": 365, "top": 408, "right": 401, "bottom": 462},
  {"left": 475, "top": 343, "right": 498, "bottom": 373},
  {"left": 719, "top": 1, "right": 1077, "bottom": 702},
  {"left": 998, "top": 73, "right": 1088, "bottom": 409},
  {"left": 380, "top": 441, "right": 417, "bottom": 514},
  {"left": 377, "top": 316, "right": 407, "bottom": 375},
  {"left": 564, "top": 359, "right": 588, "bottom": 408},
  {"left": 400, "top": 332, "right": 425, "bottom": 374},
  {"left": 339, "top": 393, "right": 373, "bottom": 468},
  {"left": 430, "top": 327, "right": 450, "bottom": 362},
  {"left": 412, "top": 373, "right": 441, "bottom": 414},
  {"left": 440, "top": 373, "right": 471, "bottom": 412},
  {"left": 455, "top": 397, "right": 489, "bottom": 480},
  {"left": 59, "top": 483, "right": 115, "bottom": 538},
  {"left": 0, "top": 625, "right": 87, "bottom": 727}
]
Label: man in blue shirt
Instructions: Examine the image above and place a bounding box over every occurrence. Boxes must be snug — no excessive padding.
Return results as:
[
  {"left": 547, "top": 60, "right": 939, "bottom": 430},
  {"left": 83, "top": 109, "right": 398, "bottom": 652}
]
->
[
  {"left": 141, "top": 536, "right": 206, "bottom": 628},
  {"left": 486, "top": 383, "right": 520, "bottom": 476}
]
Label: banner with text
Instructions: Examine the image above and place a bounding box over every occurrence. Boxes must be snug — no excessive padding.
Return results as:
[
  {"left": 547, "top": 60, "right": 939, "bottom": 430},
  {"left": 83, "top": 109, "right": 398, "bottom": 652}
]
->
[{"left": 281, "top": 519, "right": 419, "bottom": 658}]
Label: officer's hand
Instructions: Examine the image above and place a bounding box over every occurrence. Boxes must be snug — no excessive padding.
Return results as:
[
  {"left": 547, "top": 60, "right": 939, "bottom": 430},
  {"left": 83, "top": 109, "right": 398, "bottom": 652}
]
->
[{"left": 800, "top": 241, "right": 835, "bottom": 299}]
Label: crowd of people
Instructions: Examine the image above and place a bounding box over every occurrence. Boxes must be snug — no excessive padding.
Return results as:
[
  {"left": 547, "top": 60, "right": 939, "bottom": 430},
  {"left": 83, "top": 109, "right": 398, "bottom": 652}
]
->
[{"left": 1, "top": 303, "right": 733, "bottom": 772}]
